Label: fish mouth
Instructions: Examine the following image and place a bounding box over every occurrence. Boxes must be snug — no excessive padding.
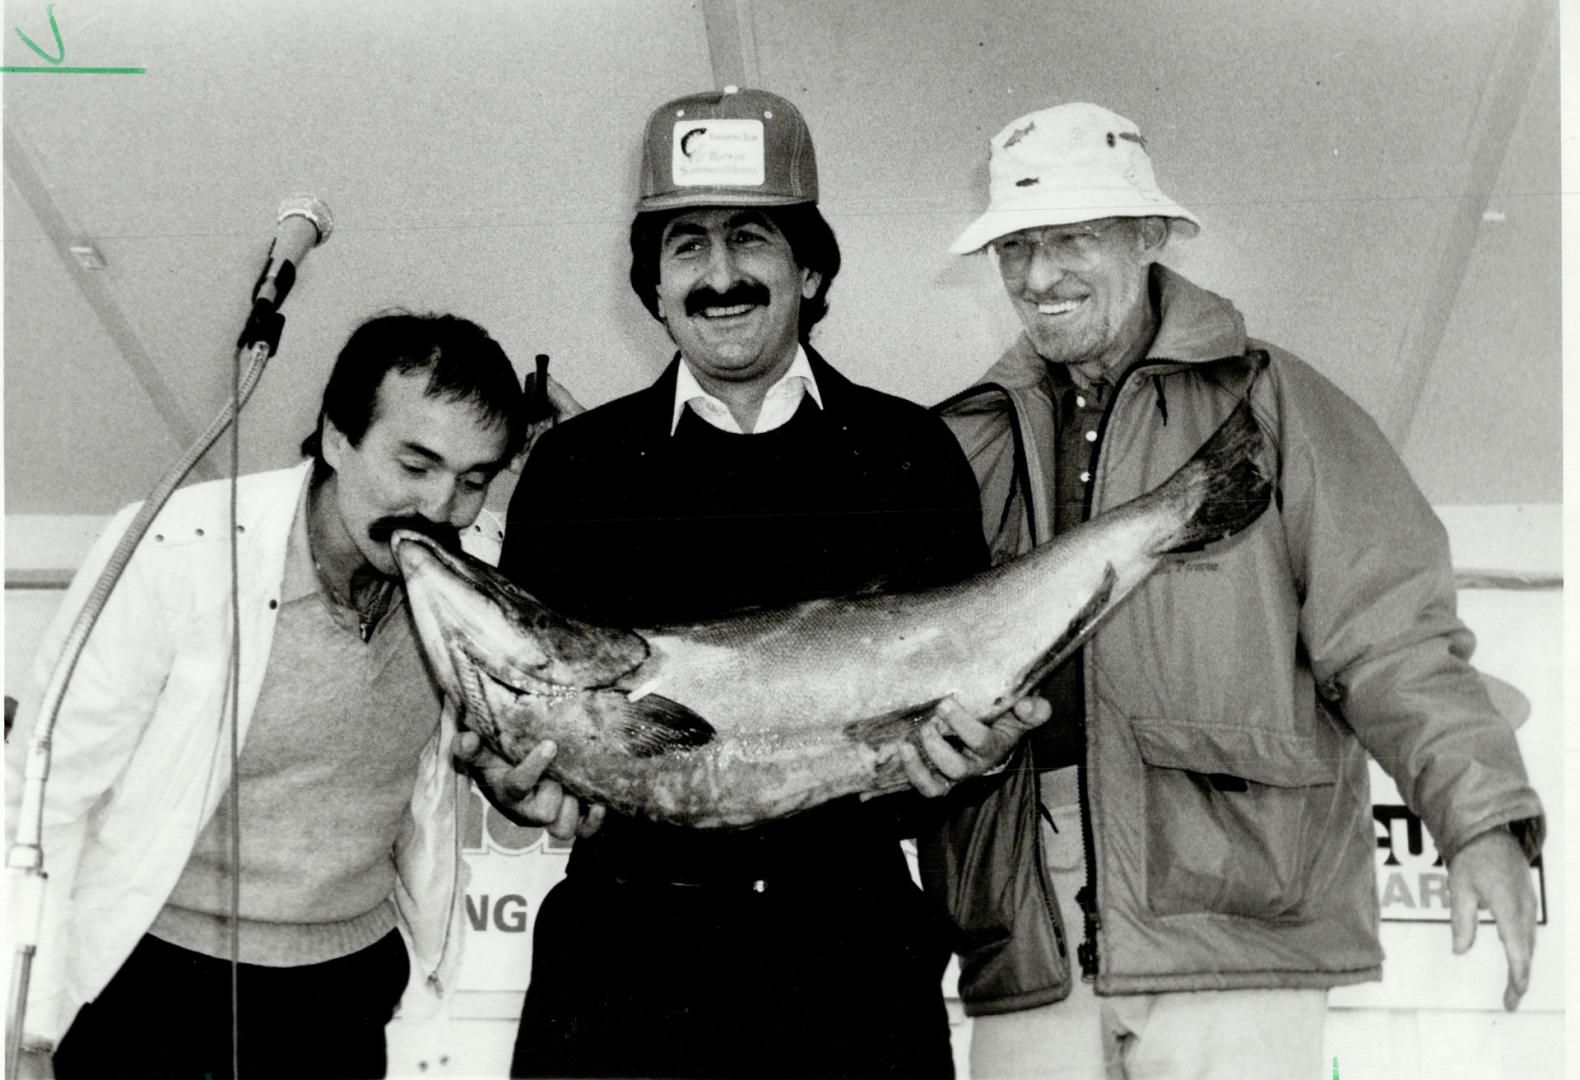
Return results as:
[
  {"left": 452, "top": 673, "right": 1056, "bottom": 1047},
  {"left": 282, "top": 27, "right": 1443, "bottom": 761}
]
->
[
  {"left": 391, "top": 529, "right": 650, "bottom": 700},
  {"left": 464, "top": 649, "right": 587, "bottom": 702}
]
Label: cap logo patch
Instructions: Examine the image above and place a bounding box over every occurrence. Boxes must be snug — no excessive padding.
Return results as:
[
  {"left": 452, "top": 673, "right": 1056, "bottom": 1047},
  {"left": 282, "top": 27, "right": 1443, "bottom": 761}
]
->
[
  {"left": 672, "top": 119, "right": 765, "bottom": 187},
  {"left": 1003, "top": 120, "right": 1036, "bottom": 148}
]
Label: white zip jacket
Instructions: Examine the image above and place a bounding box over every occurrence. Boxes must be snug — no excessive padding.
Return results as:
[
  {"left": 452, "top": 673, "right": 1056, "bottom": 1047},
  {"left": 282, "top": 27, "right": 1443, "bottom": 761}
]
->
[{"left": 5, "top": 462, "right": 492, "bottom": 1044}]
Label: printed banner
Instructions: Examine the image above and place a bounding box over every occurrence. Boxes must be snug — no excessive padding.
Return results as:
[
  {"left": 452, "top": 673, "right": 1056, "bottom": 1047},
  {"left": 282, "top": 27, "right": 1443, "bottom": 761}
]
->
[
  {"left": 456, "top": 783, "right": 571, "bottom": 991},
  {"left": 1373, "top": 800, "right": 1546, "bottom": 923}
]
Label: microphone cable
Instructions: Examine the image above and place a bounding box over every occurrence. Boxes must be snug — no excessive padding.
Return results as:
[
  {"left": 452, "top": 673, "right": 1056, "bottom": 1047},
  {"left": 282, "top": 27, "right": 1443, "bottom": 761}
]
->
[
  {"left": 4, "top": 196, "right": 331, "bottom": 1077},
  {"left": 228, "top": 322, "right": 244, "bottom": 1080}
]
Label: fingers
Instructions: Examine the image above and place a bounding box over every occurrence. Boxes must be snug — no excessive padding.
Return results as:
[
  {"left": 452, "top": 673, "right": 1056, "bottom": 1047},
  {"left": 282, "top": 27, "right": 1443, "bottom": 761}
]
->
[
  {"left": 927, "top": 698, "right": 995, "bottom": 757},
  {"left": 578, "top": 802, "right": 608, "bottom": 839},
  {"left": 451, "top": 734, "right": 607, "bottom": 837},
  {"left": 1449, "top": 873, "right": 1479, "bottom": 956},
  {"left": 905, "top": 695, "right": 1039, "bottom": 789},
  {"left": 920, "top": 716, "right": 989, "bottom": 778},
  {"left": 1504, "top": 947, "right": 1529, "bottom": 1010},
  {"left": 504, "top": 740, "right": 559, "bottom": 792},
  {"left": 475, "top": 740, "right": 557, "bottom": 807},
  {"left": 546, "top": 791, "right": 583, "bottom": 841},
  {"left": 1491, "top": 882, "right": 1537, "bottom": 1012},
  {"left": 545, "top": 376, "right": 588, "bottom": 419},
  {"left": 546, "top": 794, "right": 606, "bottom": 841},
  {"left": 897, "top": 740, "right": 952, "bottom": 798},
  {"left": 1009, "top": 695, "right": 1053, "bottom": 731},
  {"left": 1447, "top": 829, "right": 1539, "bottom": 1010},
  {"left": 450, "top": 729, "right": 483, "bottom": 764}
]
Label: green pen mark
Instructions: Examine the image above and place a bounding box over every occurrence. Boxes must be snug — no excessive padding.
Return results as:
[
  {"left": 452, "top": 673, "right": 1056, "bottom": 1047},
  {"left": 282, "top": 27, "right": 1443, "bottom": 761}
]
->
[
  {"left": 1, "top": 66, "right": 144, "bottom": 73},
  {"left": 15, "top": 4, "right": 63, "bottom": 64},
  {"left": 4, "top": 5, "right": 144, "bottom": 74}
]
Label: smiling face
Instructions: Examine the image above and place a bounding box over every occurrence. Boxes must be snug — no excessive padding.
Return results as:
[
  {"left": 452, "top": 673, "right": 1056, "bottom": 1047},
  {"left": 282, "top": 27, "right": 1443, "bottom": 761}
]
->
[
  {"left": 318, "top": 370, "right": 511, "bottom": 578},
  {"left": 653, "top": 207, "right": 820, "bottom": 392},
  {"left": 995, "top": 217, "right": 1165, "bottom": 383}
]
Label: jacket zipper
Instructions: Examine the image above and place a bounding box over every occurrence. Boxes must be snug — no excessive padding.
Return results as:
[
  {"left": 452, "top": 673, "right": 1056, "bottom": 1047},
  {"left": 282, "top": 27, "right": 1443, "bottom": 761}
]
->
[{"left": 1074, "top": 358, "right": 1182, "bottom": 981}]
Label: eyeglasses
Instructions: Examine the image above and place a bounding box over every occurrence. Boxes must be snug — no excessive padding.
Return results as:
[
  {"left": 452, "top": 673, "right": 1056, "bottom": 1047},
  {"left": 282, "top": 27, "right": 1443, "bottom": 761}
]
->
[{"left": 992, "top": 219, "right": 1129, "bottom": 271}]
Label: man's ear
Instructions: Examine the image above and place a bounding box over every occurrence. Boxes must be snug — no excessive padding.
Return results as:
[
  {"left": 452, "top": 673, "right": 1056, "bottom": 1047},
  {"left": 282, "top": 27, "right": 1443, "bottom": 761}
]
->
[
  {"left": 800, "top": 268, "right": 822, "bottom": 300},
  {"left": 1137, "top": 217, "right": 1171, "bottom": 256},
  {"left": 322, "top": 419, "right": 349, "bottom": 472}
]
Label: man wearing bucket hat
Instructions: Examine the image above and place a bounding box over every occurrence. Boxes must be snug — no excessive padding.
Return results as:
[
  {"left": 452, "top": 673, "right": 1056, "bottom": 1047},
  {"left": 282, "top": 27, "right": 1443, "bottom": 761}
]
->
[
  {"left": 482, "top": 86, "right": 1041, "bottom": 1079},
  {"left": 918, "top": 102, "right": 1544, "bottom": 1077}
]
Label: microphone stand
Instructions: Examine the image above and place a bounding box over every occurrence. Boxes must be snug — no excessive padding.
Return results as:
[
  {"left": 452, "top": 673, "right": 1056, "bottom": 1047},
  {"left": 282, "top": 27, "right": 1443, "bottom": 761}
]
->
[{"left": 5, "top": 310, "right": 289, "bottom": 1077}]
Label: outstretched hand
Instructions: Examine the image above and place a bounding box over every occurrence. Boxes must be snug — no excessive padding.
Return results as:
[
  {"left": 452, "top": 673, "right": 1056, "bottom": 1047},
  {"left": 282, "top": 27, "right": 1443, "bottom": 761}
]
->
[
  {"left": 451, "top": 730, "right": 605, "bottom": 840},
  {"left": 1448, "top": 826, "right": 1537, "bottom": 1011},
  {"left": 898, "top": 695, "right": 1052, "bottom": 797}
]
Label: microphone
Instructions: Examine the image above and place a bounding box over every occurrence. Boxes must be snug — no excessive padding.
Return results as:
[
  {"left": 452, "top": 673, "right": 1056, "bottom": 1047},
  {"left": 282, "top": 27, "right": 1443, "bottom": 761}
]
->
[{"left": 252, "top": 195, "right": 334, "bottom": 310}]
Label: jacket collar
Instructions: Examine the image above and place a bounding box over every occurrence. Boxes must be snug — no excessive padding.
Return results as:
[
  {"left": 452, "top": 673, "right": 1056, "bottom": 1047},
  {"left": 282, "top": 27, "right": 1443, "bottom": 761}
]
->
[{"left": 975, "top": 264, "right": 1247, "bottom": 390}]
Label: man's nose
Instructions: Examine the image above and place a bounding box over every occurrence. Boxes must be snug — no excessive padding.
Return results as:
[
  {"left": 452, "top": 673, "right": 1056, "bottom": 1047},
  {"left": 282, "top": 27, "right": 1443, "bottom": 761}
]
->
[
  {"left": 415, "top": 478, "right": 460, "bottom": 525},
  {"left": 704, "top": 244, "right": 740, "bottom": 291},
  {"left": 1023, "top": 244, "right": 1067, "bottom": 293}
]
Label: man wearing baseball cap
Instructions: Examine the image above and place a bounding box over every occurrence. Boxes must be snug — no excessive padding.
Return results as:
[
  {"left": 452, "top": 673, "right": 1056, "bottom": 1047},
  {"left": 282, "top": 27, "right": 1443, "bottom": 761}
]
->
[
  {"left": 917, "top": 101, "right": 1544, "bottom": 1077},
  {"left": 484, "top": 86, "right": 1042, "bottom": 1079}
]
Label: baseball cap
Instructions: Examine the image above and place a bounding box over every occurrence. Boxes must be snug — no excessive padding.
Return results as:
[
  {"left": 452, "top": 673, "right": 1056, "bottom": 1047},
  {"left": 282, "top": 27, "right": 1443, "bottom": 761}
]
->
[
  {"left": 637, "top": 86, "right": 818, "bottom": 212},
  {"left": 950, "top": 102, "right": 1200, "bottom": 254}
]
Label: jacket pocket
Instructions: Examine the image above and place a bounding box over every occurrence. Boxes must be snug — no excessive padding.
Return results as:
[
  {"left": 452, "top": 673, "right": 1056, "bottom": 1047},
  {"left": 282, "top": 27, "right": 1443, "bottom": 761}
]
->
[
  {"left": 916, "top": 749, "right": 1071, "bottom": 1015},
  {"left": 1132, "top": 720, "right": 1339, "bottom": 922}
]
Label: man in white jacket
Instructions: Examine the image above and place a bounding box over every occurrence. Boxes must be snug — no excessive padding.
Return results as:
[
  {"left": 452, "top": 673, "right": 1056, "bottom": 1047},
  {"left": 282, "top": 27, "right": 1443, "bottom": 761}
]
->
[{"left": 5, "top": 311, "right": 541, "bottom": 1079}]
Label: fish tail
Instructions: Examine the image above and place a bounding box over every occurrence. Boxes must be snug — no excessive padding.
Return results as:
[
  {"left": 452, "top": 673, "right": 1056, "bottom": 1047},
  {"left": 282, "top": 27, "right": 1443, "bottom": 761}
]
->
[{"left": 1154, "top": 396, "right": 1273, "bottom": 554}]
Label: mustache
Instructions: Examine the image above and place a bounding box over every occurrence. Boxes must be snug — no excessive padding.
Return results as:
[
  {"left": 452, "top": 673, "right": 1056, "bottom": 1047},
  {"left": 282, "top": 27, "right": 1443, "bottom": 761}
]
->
[
  {"left": 684, "top": 282, "right": 771, "bottom": 317},
  {"left": 370, "top": 515, "right": 461, "bottom": 552}
]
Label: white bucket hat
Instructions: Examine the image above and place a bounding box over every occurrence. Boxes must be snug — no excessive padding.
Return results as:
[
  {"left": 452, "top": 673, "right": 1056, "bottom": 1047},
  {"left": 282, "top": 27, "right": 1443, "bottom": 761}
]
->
[{"left": 950, "top": 102, "right": 1200, "bottom": 254}]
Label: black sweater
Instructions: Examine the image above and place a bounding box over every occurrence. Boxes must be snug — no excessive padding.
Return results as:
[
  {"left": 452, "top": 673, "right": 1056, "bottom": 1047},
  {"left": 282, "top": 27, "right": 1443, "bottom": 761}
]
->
[{"left": 501, "top": 349, "right": 987, "bottom": 882}]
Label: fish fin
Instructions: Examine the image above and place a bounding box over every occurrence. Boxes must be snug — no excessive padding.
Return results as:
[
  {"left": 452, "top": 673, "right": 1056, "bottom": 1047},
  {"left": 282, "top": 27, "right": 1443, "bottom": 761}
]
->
[
  {"left": 603, "top": 694, "right": 716, "bottom": 757},
  {"left": 1154, "top": 396, "right": 1274, "bottom": 554},
  {"left": 1008, "top": 563, "right": 1117, "bottom": 698},
  {"left": 844, "top": 698, "right": 948, "bottom": 749}
]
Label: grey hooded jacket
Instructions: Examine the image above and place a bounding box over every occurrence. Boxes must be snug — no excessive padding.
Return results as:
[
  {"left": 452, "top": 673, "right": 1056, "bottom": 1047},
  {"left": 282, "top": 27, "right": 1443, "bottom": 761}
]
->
[{"left": 920, "top": 265, "right": 1543, "bottom": 1012}]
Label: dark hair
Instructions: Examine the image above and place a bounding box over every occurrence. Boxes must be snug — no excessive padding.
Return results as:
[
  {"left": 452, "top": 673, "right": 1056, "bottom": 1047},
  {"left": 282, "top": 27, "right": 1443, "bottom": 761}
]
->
[
  {"left": 627, "top": 203, "right": 842, "bottom": 340},
  {"left": 300, "top": 311, "right": 525, "bottom": 469}
]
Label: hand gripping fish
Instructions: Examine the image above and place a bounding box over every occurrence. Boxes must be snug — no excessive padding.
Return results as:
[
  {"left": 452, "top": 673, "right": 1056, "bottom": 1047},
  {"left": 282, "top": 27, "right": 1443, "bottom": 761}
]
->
[{"left": 394, "top": 398, "right": 1272, "bottom": 828}]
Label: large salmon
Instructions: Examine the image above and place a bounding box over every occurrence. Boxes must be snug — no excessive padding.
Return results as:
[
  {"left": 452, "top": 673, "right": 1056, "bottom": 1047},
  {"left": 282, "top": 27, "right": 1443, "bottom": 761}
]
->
[{"left": 395, "top": 397, "right": 1272, "bottom": 828}]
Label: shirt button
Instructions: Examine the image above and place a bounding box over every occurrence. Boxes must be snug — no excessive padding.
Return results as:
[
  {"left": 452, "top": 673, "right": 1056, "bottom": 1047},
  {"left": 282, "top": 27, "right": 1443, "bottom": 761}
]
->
[
  {"left": 1075, "top": 396, "right": 1087, "bottom": 408},
  {"left": 1080, "top": 471, "right": 1091, "bottom": 483},
  {"left": 1084, "top": 430, "right": 1097, "bottom": 442}
]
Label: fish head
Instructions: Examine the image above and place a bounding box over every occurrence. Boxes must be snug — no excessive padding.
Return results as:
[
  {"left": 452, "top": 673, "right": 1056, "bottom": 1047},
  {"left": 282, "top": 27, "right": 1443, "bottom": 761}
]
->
[{"left": 391, "top": 529, "right": 650, "bottom": 755}]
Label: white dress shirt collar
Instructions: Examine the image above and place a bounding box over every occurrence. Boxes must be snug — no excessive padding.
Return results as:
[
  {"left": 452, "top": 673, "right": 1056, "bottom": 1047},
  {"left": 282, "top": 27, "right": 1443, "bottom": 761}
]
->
[{"left": 670, "top": 346, "right": 824, "bottom": 436}]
